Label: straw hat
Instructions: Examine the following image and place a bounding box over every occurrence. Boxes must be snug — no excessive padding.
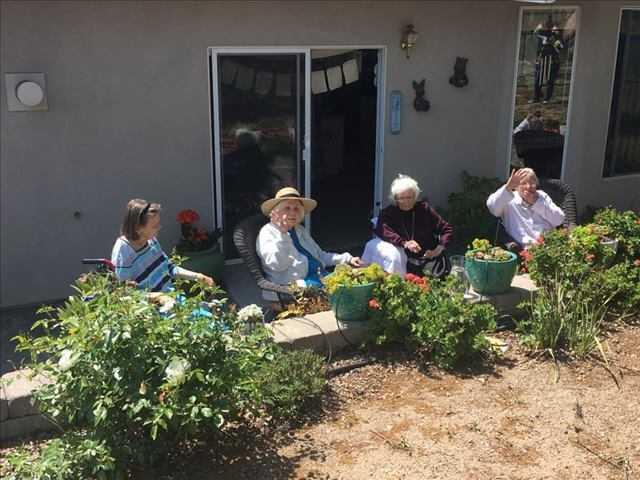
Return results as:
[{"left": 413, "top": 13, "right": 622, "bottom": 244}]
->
[{"left": 260, "top": 187, "right": 317, "bottom": 216}]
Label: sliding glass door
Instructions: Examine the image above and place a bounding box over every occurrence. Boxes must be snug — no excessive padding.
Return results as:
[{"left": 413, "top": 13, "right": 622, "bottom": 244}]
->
[{"left": 211, "top": 50, "right": 309, "bottom": 257}]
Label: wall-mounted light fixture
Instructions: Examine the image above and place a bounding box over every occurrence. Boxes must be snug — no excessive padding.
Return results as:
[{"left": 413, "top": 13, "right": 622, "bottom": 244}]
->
[
  {"left": 5, "top": 73, "right": 48, "bottom": 111},
  {"left": 401, "top": 24, "right": 418, "bottom": 59}
]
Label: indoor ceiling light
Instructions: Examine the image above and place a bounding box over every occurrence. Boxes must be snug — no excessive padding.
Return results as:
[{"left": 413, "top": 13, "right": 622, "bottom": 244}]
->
[{"left": 514, "top": 0, "right": 557, "bottom": 4}]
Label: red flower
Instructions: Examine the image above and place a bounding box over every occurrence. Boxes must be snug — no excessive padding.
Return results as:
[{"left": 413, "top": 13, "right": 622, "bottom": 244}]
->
[
  {"left": 403, "top": 273, "right": 429, "bottom": 292},
  {"left": 585, "top": 253, "right": 596, "bottom": 263},
  {"left": 535, "top": 235, "right": 545, "bottom": 245},
  {"left": 404, "top": 273, "right": 424, "bottom": 284},
  {"left": 634, "top": 259, "right": 640, "bottom": 267},
  {"left": 519, "top": 249, "right": 533, "bottom": 263},
  {"left": 368, "top": 298, "right": 381, "bottom": 310},
  {"left": 177, "top": 209, "right": 200, "bottom": 225}
]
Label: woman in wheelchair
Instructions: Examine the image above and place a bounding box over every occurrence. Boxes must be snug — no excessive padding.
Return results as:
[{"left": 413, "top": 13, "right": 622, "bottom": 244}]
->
[
  {"left": 111, "top": 199, "right": 215, "bottom": 293},
  {"left": 362, "top": 174, "right": 453, "bottom": 277},
  {"left": 487, "top": 167, "right": 565, "bottom": 250},
  {"left": 256, "top": 187, "right": 362, "bottom": 298}
]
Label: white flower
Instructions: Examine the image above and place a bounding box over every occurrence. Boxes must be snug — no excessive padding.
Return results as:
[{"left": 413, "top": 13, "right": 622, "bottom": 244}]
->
[
  {"left": 165, "top": 357, "right": 190, "bottom": 385},
  {"left": 237, "top": 304, "right": 264, "bottom": 323},
  {"left": 58, "top": 349, "right": 75, "bottom": 371}
]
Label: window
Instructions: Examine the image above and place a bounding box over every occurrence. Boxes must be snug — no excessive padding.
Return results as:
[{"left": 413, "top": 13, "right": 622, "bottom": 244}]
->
[
  {"left": 510, "top": 7, "right": 578, "bottom": 180},
  {"left": 603, "top": 9, "right": 640, "bottom": 177}
]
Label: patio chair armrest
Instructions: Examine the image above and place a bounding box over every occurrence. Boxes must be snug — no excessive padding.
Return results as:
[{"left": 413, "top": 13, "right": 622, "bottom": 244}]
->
[{"left": 257, "top": 278, "right": 293, "bottom": 296}]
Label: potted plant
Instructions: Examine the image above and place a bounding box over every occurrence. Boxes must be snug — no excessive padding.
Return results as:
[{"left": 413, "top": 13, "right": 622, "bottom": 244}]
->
[
  {"left": 175, "top": 209, "right": 224, "bottom": 283},
  {"left": 322, "top": 263, "right": 386, "bottom": 321},
  {"left": 464, "top": 239, "right": 518, "bottom": 295}
]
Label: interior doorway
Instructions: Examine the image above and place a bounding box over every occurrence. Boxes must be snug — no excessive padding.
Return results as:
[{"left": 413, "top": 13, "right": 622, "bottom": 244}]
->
[
  {"left": 309, "top": 48, "right": 379, "bottom": 253},
  {"left": 209, "top": 47, "right": 383, "bottom": 260}
]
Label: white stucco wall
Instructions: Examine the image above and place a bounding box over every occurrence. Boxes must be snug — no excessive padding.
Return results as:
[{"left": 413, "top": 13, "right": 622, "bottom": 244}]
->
[{"left": 1, "top": 0, "right": 638, "bottom": 307}]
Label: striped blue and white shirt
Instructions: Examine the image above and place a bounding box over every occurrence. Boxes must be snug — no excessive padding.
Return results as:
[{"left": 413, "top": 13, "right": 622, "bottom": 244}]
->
[{"left": 111, "top": 237, "right": 178, "bottom": 292}]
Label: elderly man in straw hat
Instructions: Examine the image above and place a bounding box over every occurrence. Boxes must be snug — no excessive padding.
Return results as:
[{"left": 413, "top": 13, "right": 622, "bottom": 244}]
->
[{"left": 257, "top": 187, "right": 362, "bottom": 292}]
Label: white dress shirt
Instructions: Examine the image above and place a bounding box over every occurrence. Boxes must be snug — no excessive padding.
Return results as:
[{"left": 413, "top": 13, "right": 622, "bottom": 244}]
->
[
  {"left": 256, "top": 222, "right": 353, "bottom": 290},
  {"left": 486, "top": 185, "right": 565, "bottom": 247}
]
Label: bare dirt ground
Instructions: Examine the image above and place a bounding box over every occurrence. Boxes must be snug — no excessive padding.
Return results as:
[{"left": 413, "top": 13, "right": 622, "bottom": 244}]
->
[
  {"left": 2, "top": 323, "right": 639, "bottom": 479},
  {"left": 197, "top": 324, "right": 639, "bottom": 480}
]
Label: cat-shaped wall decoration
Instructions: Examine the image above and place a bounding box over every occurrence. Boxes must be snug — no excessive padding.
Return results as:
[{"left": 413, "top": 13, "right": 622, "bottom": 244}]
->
[
  {"left": 412, "top": 79, "right": 431, "bottom": 112},
  {"left": 449, "top": 56, "right": 469, "bottom": 88}
]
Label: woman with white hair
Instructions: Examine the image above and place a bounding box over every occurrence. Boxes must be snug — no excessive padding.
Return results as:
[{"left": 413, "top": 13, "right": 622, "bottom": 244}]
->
[
  {"left": 362, "top": 174, "right": 453, "bottom": 276},
  {"left": 487, "top": 167, "right": 565, "bottom": 249},
  {"left": 257, "top": 187, "right": 362, "bottom": 292}
]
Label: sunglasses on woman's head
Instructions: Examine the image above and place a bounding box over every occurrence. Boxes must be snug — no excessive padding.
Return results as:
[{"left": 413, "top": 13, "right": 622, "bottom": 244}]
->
[{"left": 138, "top": 202, "right": 151, "bottom": 222}]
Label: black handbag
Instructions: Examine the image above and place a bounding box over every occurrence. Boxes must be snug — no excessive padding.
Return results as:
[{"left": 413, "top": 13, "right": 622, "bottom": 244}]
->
[{"left": 406, "top": 253, "right": 451, "bottom": 279}]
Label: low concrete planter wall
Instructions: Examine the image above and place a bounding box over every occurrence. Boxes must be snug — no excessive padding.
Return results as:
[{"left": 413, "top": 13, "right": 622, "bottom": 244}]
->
[{"left": 1, "top": 369, "right": 56, "bottom": 443}]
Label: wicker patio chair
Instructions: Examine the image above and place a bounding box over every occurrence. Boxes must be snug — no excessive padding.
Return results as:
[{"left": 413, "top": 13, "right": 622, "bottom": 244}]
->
[
  {"left": 232, "top": 213, "right": 293, "bottom": 308},
  {"left": 538, "top": 178, "right": 578, "bottom": 228}
]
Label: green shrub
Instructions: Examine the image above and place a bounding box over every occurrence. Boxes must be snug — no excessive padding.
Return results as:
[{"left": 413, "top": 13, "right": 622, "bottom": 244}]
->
[
  {"left": 253, "top": 349, "right": 326, "bottom": 421},
  {"left": 369, "top": 274, "right": 426, "bottom": 344},
  {"left": 411, "top": 278, "right": 497, "bottom": 369},
  {"left": 370, "top": 275, "right": 497, "bottom": 369},
  {"left": 6, "top": 432, "right": 118, "bottom": 480},
  {"left": 447, "top": 171, "right": 502, "bottom": 245},
  {"left": 593, "top": 207, "right": 640, "bottom": 262},
  {"left": 11, "top": 273, "right": 326, "bottom": 476},
  {"left": 519, "top": 207, "right": 640, "bottom": 357},
  {"left": 527, "top": 223, "right": 640, "bottom": 316},
  {"left": 518, "top": 278, "right": 609, "bottom": 358}
]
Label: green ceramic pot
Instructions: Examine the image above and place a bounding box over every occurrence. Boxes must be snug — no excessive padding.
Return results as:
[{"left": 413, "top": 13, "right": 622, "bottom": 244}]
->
[
  {"left": 328, "top": 282, "right": 376, "bottom": 322},
  {"left": 464, "top": 250, "right": 518, "bottom": 295},
  {"left": 177, "top": 244, "right": 224, "bottom": 283}
]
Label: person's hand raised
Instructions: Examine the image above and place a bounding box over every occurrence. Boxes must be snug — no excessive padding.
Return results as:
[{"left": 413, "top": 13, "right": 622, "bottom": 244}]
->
[
  {"left": 270, "top": 208, "right": 297, "bottom": 233},
  {"left": 506, "top": 168, "right": 529, "bottom": 191}
]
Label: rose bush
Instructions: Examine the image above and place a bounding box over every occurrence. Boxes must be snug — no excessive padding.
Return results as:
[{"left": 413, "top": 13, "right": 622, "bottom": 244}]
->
[{"left": 9, "top": 273, "right": 325, "bottom": 477}]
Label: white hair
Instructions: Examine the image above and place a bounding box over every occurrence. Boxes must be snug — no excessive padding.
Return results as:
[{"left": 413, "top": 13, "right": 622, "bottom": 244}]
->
[
  {"left": 518, "top": 167, "right": 539, "bottom": 186},
  {"left": 389, "top": 174, "right": 421, "bottom": 204}
]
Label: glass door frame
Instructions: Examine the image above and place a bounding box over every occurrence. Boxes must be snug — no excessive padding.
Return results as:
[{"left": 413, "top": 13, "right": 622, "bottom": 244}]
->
[
  {"left": 506, "top": 5, "right": 581, "bottom": 182},
  {"left": 208, "top": 45, "right": 387, "bottom": 258}
]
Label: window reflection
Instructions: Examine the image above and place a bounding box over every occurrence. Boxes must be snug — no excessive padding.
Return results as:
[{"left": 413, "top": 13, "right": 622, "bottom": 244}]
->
[
  {"left": 511, "top": 8, "right": 578, "bottom": 179},
  {"left": 603, "top": 9, "right": 640, "bottom": 177},
  {"left": 217, "top": 54, "right": 304, "bottom": 257}
]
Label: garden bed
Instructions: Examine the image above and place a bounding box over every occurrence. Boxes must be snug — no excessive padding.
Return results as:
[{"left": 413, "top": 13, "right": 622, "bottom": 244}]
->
[{"left": 3, "top": 322, "right": 638, "bottom": 479}]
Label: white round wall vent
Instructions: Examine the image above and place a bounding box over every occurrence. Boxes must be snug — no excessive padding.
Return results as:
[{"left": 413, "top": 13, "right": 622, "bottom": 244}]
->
[{"left": 16, "top": 81, "right": 45, "bottom": 107}]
